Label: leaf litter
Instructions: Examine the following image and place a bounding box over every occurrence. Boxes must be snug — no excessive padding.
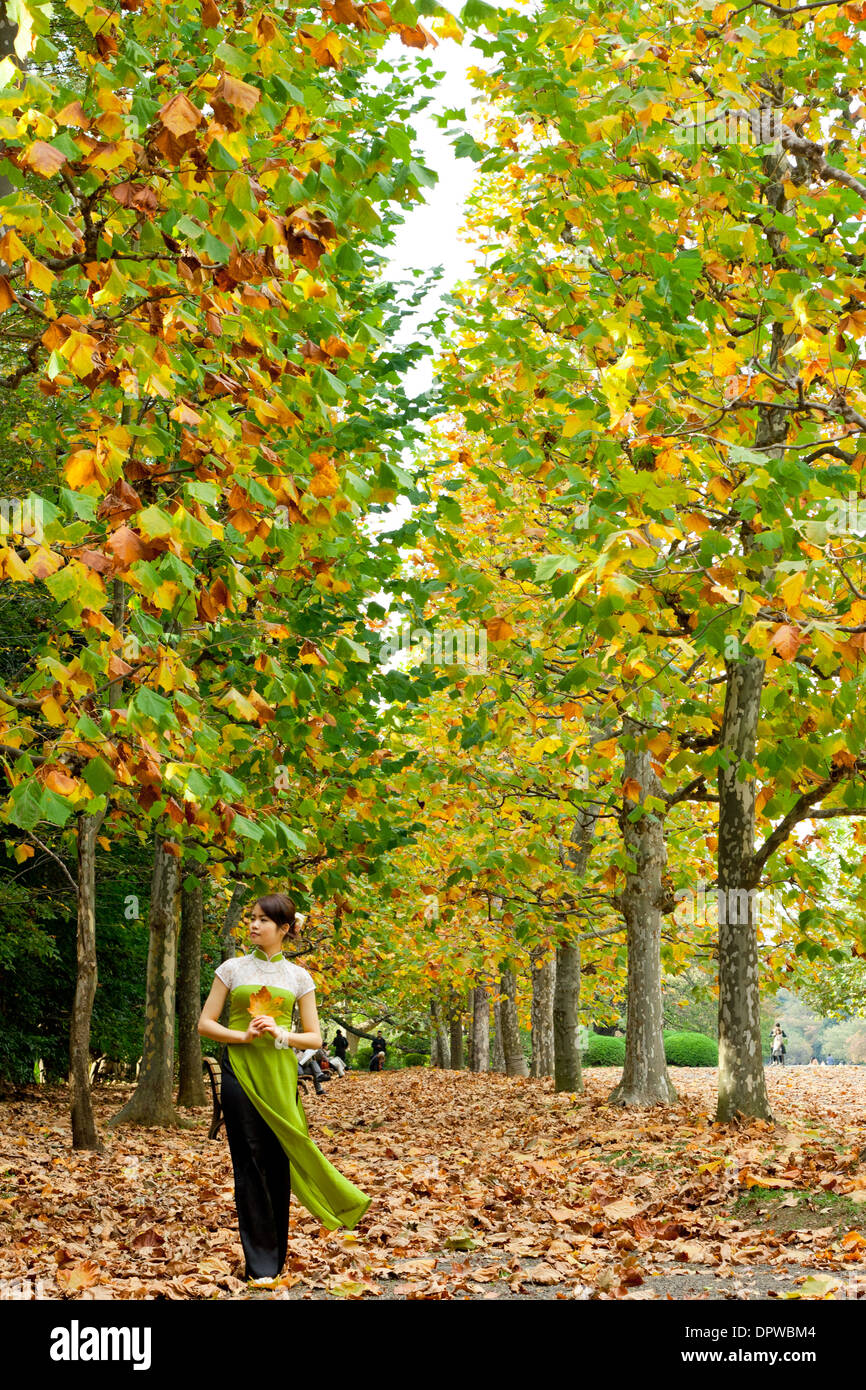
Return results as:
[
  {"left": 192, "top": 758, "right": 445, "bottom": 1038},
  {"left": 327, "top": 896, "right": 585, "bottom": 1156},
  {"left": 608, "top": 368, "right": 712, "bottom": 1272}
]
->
[{"left": 2, "top": 1066, "right": 865, "bottom": 1300}]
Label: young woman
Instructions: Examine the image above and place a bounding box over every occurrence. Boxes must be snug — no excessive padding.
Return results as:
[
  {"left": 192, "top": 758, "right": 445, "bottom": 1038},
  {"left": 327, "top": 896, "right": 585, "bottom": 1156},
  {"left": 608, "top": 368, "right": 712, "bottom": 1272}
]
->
[{"left": 198, "top": 893, "right": 371, "bottom": 1285}]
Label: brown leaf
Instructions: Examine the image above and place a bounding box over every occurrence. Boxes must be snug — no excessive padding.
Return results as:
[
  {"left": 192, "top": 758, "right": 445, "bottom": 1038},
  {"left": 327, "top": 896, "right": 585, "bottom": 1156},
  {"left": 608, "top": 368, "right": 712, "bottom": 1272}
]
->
[
  {"left": 0, "top": 276, "right": 18, "bottom": 313},
  {"left": 56, "top": 1260, "right": 100, "bottom": 1292},
  {"left": 106, "top": 526, "right": 147, "bottom": 564},
  {"left": 158, "top": 94, "right": 204, "bottom": 138},
  {"left": 23, "top": 141, "right": 67, "bottom": 176},
  {"left": 215, "top": 74, "right": 260, "bottom": 112}
]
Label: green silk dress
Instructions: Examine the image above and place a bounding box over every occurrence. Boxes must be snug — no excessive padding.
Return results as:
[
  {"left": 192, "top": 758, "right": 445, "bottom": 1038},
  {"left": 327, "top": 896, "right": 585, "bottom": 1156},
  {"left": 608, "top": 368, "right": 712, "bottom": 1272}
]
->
[{"left": 218, "top": 947, "right": 372, "bottom": 1232}]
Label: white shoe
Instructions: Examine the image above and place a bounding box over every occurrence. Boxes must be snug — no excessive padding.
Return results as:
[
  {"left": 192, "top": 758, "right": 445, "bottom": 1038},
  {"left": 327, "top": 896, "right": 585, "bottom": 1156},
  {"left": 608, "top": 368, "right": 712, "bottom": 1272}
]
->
[{"left": 249, "top": 1275, "right": 279, "bottom": 1286}]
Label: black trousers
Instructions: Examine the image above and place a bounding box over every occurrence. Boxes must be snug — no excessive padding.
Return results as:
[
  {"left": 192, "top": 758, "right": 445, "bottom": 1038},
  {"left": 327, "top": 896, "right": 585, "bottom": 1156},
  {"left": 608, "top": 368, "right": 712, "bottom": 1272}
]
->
[{"left": 221, "top": 1048, "right": 292, "bottom": 1280}]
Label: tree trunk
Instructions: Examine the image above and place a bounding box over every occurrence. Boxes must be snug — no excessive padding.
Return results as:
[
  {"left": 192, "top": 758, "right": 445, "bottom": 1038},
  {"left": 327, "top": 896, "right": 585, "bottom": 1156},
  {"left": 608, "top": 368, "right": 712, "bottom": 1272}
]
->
[
  {"left": 430, "top": 995, "right": 449, "bottom": 1068},
  {"left": 529, "top": 947, "right": 555, "bottom": 1077},
  {"left": 470, "top": 983, "right": 489, "bottom": 1072},
  {"left": 176, "top": 873, "right": 206, "bottom": 1107},
  {"left": 500, "top": 968, "right": 528, "bottom": 1076},
  {"left": 109, "top": 841, "right": 186, "bottom": 1129},
  {"left": 553, "top": 943, "right": 582, "bottom": 1094},
  {"left": 715, "top": 216, "right": 789, "bottom": 1120},
  {"left": 69, "top": 810, "right": 106, "bottom": 1151},
  {"left": 0, "top": 4, "right": 15, "bottom": 207},
  {"left": 491, "top": 993, "right": 505, "bottom": 1072},
  {"left": 448, "top": 988, "right": 464, "bottom": 1070},
  {"left": 552, "top": 794, "right": 602, "bottom": 1093},
  {"left": 218, "top": 880, "right": 245, "bottom": 1030},
  {"left": 717, "top": 654, "right": 772, "bottom": 1122},
  {"left": 609, "top": 720, "right": 677, "bottom": 1107}
]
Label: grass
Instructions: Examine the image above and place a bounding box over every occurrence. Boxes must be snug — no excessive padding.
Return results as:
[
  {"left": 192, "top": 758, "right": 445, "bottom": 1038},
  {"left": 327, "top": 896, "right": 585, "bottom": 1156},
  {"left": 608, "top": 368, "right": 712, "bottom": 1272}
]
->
[{"left": 730, "top": 1188, "right": 866, "bottom": 1233}]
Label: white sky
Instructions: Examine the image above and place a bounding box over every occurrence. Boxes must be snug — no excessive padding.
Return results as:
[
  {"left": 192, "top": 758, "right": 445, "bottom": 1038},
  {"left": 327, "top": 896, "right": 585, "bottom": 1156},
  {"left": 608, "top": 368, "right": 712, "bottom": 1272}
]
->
[{"left": 373, "top": 8, "right": 515, "bottom": 395}]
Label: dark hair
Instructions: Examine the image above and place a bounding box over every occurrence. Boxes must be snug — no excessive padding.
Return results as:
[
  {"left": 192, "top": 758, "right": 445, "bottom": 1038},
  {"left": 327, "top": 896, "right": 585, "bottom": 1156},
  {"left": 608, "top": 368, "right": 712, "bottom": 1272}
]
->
[{"left": 253, "top": 893, "right": 303, "bottom": 939}]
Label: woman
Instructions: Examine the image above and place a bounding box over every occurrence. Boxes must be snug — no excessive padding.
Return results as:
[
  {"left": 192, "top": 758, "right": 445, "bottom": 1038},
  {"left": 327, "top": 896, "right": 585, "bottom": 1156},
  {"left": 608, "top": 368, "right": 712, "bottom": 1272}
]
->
[
  {"left": 198, "top": 893, "right": 371, "bottom": 1285},
  {"left": 771, "top": 1023, "right": 787, "bottom": 1066}
]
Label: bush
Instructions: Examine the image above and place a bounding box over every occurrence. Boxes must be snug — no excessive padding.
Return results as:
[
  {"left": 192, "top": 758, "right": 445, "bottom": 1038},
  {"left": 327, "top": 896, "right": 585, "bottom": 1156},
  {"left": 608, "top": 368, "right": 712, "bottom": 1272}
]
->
[
  {"left": 403, "top": 1052, "right": 428, "bottom": 1067},
  {"left": 664, "top": 1031, "right": 718, "bottom": 1066},
  {"left": 583, "top": 1032, "right": 626, "bottom": 1066},
  {"left": 355, "top": 1044, "right": 398, "bottom": 1070}
]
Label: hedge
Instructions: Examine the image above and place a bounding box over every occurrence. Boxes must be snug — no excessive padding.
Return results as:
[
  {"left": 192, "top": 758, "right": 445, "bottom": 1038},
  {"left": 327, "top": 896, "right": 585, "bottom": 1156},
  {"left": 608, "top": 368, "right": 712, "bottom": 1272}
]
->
[
  {"left": 663, "top": 1031, "right": 718, "bottom": 1066},
  {"left": 354, "top": 1044, "right": 398, "bottom": 1070},
  {"left": 582, "top": 1032, "right": 626, "bottom": 1066}
]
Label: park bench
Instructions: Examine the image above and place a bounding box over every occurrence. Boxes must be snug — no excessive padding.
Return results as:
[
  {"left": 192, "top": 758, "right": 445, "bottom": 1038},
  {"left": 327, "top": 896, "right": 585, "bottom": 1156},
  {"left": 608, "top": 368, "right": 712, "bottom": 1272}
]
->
[{"left": 202, "top": 1054, "right": 318, "bottom": 1140}]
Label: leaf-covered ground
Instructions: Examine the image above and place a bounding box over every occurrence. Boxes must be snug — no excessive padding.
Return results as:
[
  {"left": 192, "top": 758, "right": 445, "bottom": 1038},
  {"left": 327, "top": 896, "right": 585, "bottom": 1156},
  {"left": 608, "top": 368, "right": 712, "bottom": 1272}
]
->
[{"left": 3, "top": 1066, "right": 866, "bottom": 1301}]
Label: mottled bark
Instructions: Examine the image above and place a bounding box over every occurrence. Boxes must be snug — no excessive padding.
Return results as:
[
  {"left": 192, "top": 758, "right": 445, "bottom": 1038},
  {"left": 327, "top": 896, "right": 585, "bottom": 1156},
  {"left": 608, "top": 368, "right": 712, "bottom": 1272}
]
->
[
  {"left": 0, "top": 5, "right": 15, "bottom": 206},
  {"left": 553, "top": 943, "right": 582, "bottom": 1094},
  {"left": 529, "top": 947, "right": 555, "bottom": 1078},
  {"left": 109, "top": 841, "right": 186, "bottom": 1129},
  {"left": 715, "top": 175, "right": 789, "bottom": 1121},
  {"left": 609, "top": 721, "right": 677, "bottom": 1107},
  {"left": 430, "top": 996, "right": 450, "bottom": 1068},
  {"left": 717, "top": 655, "right": 773, "bottom": 1122},
  {"left": 553, "top": 807, "right": 598, "bottom": 1093},
  {"left": 448, "top": 987, "right": 464, "bottom": 1070},
  {"left": 470, "top": 983, "right": 490, "bottom": 1072},
  {"left": 176, "top": 874, "right": 206, "bottom": 1107},
  {"left": 500, "top": 968, "right": 529, "bottom": 1077},
  {"left": 70, "top": 810, "right": 106, "bottom": 1151},
  {"left": 491, "top": 994, "right": 505, "bottom": 1072}
]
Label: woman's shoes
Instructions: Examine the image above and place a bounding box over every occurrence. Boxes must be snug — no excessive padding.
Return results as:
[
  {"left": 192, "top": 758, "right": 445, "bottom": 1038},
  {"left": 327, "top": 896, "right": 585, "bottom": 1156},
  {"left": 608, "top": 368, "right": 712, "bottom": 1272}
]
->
[{"left": 248, "top": 1275, "right": 279, "bottom": 1287}]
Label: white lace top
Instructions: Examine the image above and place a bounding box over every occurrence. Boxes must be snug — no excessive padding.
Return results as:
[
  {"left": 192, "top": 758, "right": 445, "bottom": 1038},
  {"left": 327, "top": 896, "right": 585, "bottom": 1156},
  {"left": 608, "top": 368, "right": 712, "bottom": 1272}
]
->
[{"left": 214, "top": 952, "right": 316, "bottom": 1000}]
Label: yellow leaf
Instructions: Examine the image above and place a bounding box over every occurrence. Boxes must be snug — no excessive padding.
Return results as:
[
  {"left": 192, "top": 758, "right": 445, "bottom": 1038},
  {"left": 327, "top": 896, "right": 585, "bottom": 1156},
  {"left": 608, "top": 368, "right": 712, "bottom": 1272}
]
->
[
  {"left": 767, "top": 29, "right": 799, "bottom": 57},
  {"left": 26, "top": 257, "right": 55, "bottom": 293},
  {"left": 64, "top": 449, "right": 99, "bottom": 488},
  {"left": 779, "top": 570, "right": 806, "bottom": 611},
  {"left": 248, "top": 985, "right": 285, "bottom": 1020},
  {"left": 41, "top": 696, "right": 66, "bottom": 725}
]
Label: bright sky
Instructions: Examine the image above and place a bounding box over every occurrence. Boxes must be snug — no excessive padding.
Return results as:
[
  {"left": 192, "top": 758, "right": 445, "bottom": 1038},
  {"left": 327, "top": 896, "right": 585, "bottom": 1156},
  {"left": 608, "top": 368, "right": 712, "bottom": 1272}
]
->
[{"left": 372, "top": 6, "right": 516, "bottom": 396}]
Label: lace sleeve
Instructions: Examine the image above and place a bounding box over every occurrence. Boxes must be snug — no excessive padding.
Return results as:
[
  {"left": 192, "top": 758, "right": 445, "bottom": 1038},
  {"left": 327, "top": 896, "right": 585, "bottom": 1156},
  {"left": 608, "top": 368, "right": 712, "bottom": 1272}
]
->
[
  {"left": 294, "top": 966, "right": 315, "bottom": 999},
  {"left": 214, "top": 958, "right": 235, "bottom": 990}
]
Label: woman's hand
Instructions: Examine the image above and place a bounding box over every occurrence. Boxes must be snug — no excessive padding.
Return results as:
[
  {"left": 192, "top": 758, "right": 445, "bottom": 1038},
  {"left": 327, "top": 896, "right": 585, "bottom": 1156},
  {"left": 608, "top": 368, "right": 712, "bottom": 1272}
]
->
[{"left": 242, "top": 1015, "right": 283, "bottom": 1044}]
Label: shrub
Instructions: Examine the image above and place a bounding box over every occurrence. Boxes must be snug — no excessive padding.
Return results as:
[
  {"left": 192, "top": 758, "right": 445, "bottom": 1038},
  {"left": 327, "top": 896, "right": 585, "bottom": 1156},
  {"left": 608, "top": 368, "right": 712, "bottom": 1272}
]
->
[
  {"left": 403, "top": 1053, "right": 429, "bottom": 1067},
  {"left": 583, "top": 1032, "right": 626, "bottom": 1066},
  {"left": 664, "top": 1031, "right": 718, "bottom": 1066},
  {"left": 355, "top": 1044, "right": 398, "bottom": 1070}
]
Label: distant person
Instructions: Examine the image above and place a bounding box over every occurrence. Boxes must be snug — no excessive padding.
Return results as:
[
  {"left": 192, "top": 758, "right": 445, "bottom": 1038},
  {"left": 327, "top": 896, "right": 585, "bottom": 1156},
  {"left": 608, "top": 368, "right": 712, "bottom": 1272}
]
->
[
  {"left": 825, "top": 1054, "right": 835, "bottom": 1066},
  {"left": 771, "top": 1024, "right": 787, "bottom": 1066},
  {"left": 372, "top": 1032, "right": 387, "bottom": 1058},
  {"left": 320, "top": 1043, "right": 346, "bottom": 1078},
  {"left": 809, "top": 1056, "right": 819, "bottom": 1067},
  {"left": 369, "top": 1049, "right": 386, "bottom": 1073},
  {"left": 296, "top": 1046, "right": 327, "bottom": 1096},
  {"left": 332, "top": 1030, "right": 349, "bottom": 1064}
]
